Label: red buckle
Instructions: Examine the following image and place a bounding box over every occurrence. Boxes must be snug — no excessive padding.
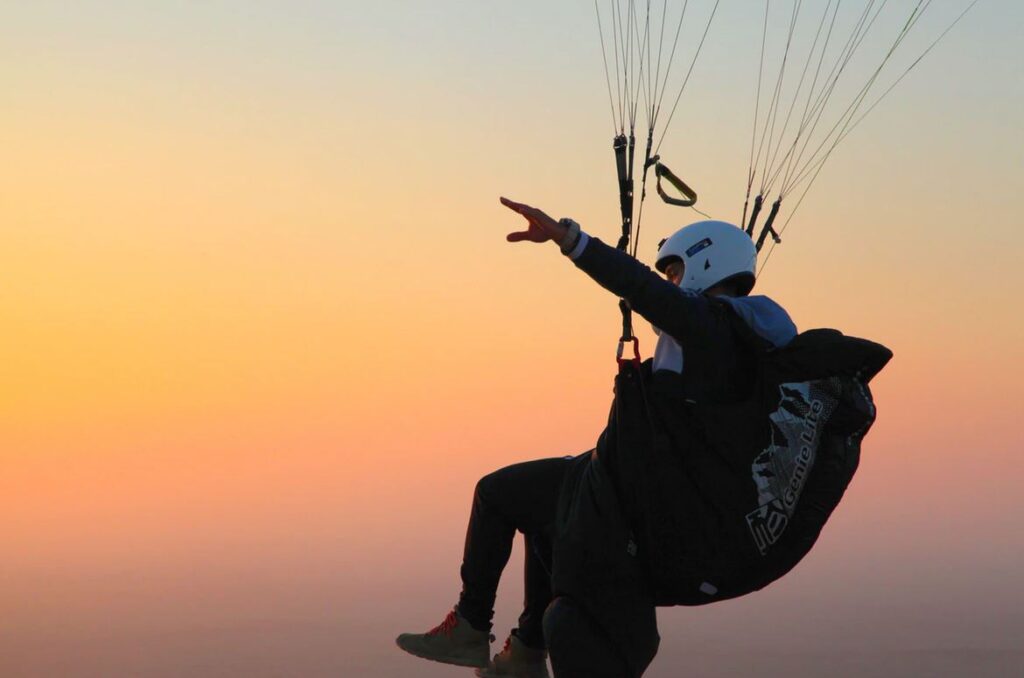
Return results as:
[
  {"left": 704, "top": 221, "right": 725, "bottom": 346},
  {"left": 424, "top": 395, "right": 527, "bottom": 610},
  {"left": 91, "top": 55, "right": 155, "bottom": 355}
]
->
[{"left": 616, "top": 337, "right": 641, "bottom": 366}]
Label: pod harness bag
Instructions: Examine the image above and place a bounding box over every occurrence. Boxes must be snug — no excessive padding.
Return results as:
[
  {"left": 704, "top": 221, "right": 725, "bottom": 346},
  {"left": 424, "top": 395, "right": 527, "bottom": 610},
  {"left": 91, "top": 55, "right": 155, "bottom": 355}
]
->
[{"left": 552, "top": 302, "right": 892, "bottom": 607}]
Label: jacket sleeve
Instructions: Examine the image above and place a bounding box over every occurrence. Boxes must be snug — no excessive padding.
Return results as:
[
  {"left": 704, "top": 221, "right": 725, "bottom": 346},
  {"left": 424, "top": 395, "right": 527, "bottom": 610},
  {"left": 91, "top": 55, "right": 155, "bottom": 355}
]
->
[{"left": 569, "top": 234, "right": 729, "bottom": 353}]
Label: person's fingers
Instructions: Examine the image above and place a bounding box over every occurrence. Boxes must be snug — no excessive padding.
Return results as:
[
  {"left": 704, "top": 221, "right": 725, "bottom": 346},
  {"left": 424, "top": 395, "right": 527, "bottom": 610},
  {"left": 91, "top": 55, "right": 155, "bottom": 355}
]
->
[
  {"left": 506, "top": 231, "right": 528, "bottom": 242},
  {"left": 500, "top": 196, "right": 529, "bottom": 214},
  {"left": 500, "top": 198, "right": 554, "bottom": 234}
]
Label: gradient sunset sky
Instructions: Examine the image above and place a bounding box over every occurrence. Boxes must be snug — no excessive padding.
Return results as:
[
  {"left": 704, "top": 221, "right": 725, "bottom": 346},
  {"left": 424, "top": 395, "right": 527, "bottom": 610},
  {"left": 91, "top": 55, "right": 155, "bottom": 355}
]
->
[{"left": 2, "top": 2, "right": 1022, "bottom": 677}]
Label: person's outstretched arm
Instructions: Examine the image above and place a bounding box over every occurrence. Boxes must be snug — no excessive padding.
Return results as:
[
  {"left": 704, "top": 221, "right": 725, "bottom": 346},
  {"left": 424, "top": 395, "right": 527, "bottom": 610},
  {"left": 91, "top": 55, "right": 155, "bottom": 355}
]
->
[{"left": 500, "top": 197, "right": 720, "bottom": 349}]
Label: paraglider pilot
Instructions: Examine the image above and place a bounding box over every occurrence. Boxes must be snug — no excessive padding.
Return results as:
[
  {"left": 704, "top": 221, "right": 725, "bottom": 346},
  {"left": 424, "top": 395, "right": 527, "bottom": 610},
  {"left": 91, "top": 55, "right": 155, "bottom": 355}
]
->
[{"left": 396, "top": 196, "right": 800, "bottom": 678}]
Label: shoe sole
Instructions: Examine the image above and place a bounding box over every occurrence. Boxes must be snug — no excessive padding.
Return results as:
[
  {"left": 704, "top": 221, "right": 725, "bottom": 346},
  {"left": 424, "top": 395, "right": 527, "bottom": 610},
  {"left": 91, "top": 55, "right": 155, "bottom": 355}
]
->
[{"left": 394, "top": 639, "right": 488, "bottom": 668}]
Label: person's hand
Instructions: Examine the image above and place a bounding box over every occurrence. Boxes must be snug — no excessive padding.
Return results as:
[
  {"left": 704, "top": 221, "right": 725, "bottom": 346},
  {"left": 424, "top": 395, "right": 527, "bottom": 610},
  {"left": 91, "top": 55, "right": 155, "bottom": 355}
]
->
[{"left": 501, "top": 197, "right": 568, "bottom": 245}]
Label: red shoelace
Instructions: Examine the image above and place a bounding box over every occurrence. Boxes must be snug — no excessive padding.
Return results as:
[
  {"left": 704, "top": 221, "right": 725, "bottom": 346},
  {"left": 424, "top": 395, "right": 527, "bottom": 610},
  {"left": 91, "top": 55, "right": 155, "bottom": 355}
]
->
[{"left": 425, "top": 610, "right": 459, "bottom": 637}]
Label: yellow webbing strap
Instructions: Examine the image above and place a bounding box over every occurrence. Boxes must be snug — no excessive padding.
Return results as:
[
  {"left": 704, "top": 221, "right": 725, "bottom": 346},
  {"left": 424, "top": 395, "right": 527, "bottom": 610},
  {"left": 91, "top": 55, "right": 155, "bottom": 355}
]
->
[{"left": 654, "top": 162, "right": 697, "bottom": 207}]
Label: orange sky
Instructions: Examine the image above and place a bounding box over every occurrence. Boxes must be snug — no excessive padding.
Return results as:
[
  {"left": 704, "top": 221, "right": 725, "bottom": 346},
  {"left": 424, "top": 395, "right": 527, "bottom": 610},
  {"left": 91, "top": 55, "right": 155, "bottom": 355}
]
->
[{"left": 2, "top": 2, "right": 1022, "bottom": 676}]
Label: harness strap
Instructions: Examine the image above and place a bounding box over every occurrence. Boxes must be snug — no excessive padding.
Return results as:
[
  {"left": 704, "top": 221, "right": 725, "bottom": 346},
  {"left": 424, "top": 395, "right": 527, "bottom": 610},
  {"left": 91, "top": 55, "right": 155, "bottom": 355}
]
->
[
  {"left": 755, "top": 198, "right": 782, "bottom": 252},
  {"left": 614, "top": 134, "right": 636, "bottom": 352},
  {"left": 745, "top": 194, "right": 764, "bottom": 236}
]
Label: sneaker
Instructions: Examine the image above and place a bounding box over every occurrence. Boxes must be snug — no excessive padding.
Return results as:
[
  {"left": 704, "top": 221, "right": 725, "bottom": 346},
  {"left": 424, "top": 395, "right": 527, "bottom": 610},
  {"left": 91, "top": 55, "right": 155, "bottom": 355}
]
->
[
  {"left": 396, "top": 609, "right": 492, "bottom": 668},
  {"left": 475, "top": 632, "right": 551, "bottom": 678}
]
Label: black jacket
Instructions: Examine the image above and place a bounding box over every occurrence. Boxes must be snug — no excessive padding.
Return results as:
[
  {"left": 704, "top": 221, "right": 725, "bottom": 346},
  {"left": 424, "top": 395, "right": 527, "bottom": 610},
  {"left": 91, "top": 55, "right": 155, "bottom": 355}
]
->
[{"left": 551, "top": 236, "right": 891, "bottom": 653}]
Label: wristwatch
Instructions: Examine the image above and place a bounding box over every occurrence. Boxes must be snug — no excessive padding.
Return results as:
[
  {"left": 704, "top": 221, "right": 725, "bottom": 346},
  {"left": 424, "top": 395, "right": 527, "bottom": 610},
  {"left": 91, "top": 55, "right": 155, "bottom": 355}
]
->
[{"left": 559, "top": 218, "right": 581, "bottom": 255}]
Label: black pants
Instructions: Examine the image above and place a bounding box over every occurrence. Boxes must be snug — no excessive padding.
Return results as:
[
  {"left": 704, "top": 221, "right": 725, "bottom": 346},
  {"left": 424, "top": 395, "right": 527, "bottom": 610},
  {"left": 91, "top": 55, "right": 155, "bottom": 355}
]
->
[
  {"left": 455, "top": 455, "right": 659, "bottom": 677},
  {"left": 456, "top": 456, "right": 571, "bottom": 649}
]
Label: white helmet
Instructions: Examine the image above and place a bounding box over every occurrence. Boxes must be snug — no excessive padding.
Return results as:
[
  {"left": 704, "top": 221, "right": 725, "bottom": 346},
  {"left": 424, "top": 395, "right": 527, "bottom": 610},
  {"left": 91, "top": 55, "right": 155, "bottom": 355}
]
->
[{"left": 655, "top": 220, "right": 757, "bottom": 295}]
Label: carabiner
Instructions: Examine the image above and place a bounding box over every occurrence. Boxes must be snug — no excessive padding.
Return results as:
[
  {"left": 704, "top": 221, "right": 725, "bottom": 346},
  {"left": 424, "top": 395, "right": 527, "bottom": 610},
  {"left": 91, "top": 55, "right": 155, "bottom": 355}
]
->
[{"left": 616, "top": 336, "right": 642, "bottom": 366}]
